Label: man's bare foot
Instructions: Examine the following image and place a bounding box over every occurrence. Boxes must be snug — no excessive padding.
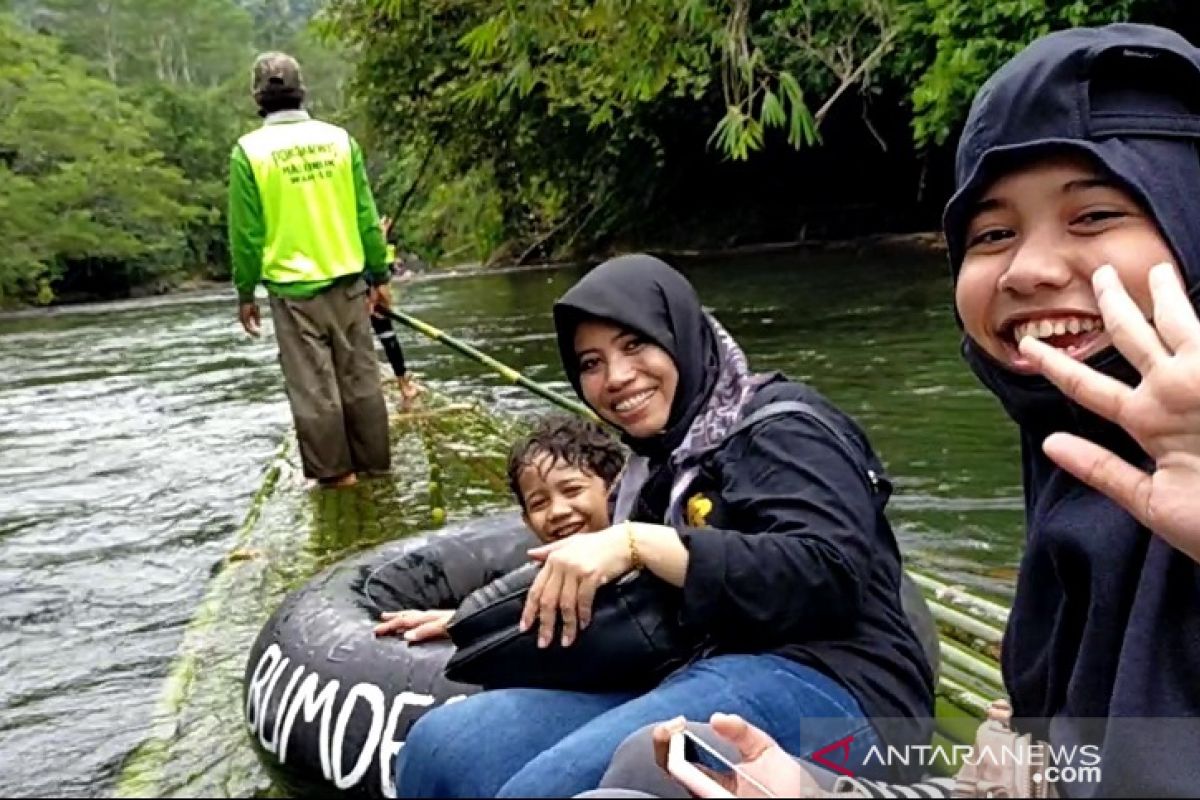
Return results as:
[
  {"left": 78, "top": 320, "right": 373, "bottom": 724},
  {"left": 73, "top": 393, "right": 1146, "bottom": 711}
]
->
[
  {"left": 398, "top": 375, "right": 422, "bottom": 398},
  {"left": 397, "top": 376, "right": 424, "bottom": 409},
  {"left": 318, "top": 472, "right": 358, "bottom": 488}
]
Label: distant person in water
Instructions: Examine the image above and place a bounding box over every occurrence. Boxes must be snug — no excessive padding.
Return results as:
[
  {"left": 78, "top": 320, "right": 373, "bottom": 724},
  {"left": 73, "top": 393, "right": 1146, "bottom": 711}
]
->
[
  {"left": 372, "top": 216, "right": 422, "bottom": 407},
  {"left": 382, "top": 216, "right": 421, "bottom": 282},
  {"left": 228, "top": 51, "right": 391, "bottom": 488}
]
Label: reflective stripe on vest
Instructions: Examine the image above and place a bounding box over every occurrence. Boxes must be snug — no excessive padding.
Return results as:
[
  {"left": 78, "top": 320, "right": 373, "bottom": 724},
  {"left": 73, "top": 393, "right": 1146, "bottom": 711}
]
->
[{"left": 237, "top": 119, "right": 364, "bottom": 285}]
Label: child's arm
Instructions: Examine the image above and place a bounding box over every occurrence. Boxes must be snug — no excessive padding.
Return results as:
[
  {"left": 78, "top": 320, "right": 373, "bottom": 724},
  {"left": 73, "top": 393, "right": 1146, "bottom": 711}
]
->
[{"left": 373, "top": 609, "right": 454, "bottom": 641}]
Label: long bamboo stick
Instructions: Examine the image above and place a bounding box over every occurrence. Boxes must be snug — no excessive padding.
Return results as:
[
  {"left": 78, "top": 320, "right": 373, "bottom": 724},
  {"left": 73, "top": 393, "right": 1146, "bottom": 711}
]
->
[
  {"left": 380, "top": 307, "right": 598, "bottom": 421},
  {"left": 937, "top": 674, "right": 993, "bottom": 719},
  {"left": 940, "top": 638, "right": 1005, "bottom": 690},
  {"left": 939, "top": 661, "right": 1002, "bottom": 705}
]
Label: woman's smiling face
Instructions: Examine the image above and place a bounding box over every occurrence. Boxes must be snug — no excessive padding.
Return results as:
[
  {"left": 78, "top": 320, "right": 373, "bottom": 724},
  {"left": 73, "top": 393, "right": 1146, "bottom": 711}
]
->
[
  {"left": 573, "top": 319, "right": 679, "bottom": 438},
  {"left": 956, "top": 154, "right": 1177, "bottom": 374}
]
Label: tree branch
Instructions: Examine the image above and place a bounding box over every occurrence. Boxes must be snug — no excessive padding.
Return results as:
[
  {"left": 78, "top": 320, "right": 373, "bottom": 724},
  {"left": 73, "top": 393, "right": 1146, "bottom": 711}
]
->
[
  {"left": 813, "top": 26, "right": 898, "bottom": 126},
  {"left": 516, "top": 199, "right": 591, "bottom": 265},
  {"left": 390, "top": 147, "right": 437, "bottom": 222},
  {"left": 861, "top": 99, "right": 887, "bottom": 151}
]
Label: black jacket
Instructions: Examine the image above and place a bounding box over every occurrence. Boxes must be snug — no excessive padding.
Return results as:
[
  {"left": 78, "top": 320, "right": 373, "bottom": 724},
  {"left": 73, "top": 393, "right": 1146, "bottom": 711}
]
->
[{"left": 632, "top": 376, "right": 935, "bottom": 761}]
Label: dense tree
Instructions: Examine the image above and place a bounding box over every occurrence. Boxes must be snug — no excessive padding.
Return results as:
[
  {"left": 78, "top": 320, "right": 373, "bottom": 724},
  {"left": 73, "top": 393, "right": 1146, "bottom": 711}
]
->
[
  {"left": 30, "top": 0, "right": 259, "bottom": 86},
  {"left": 328, "top": 0, "right": 1175, "bottom": 266},
  {"left": 241, "top": 0, "right": 325, "bottom": 49},
  {"left": 0, "top": 16, "right": 197, "bottom": 304},
  {"left": 0, "top": 0, "right": 1190, "bottom": 305},
  {"left": 0, "top": 0, "right": 351, "bottom": 306},
  {"left": 896, "top": 0, "right": 1155, "bottom": 147}
]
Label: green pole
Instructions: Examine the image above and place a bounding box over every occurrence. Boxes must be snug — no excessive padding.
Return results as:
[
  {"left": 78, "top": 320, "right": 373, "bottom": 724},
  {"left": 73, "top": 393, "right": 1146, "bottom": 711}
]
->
[{"left": 380, "top": 307, "right": 598, "bottom": 421}]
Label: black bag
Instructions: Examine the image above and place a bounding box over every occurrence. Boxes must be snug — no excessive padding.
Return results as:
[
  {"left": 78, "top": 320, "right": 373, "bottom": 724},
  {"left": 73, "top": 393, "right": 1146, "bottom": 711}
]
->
[{"left": 444, "top": 562, "right": 701, "bottom": 692}]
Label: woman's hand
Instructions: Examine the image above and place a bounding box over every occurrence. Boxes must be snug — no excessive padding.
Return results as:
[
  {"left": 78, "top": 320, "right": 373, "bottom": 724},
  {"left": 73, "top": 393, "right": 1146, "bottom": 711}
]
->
[
  {"left": 373, "top": 609, "right": 455, "bottom": 642},
  {"left": 521, "top": 526, "right": 633, "bottom": 649},
  {"left": 1020, "top": 263, "right": 1200, "bottom": 564},
  {"left": 651, "top": 714, "right": 823, "bottom": 798}
]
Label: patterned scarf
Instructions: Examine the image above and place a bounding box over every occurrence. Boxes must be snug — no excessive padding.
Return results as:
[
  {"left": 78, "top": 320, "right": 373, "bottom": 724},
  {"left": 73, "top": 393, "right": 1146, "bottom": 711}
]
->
[{"left": 612, "top": 313, "right": 763, "bottom": 526}]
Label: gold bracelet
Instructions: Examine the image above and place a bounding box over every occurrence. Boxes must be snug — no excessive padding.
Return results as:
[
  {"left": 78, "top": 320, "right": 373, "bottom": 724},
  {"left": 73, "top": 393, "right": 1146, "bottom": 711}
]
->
[{"left": 625, "top": 521, "right": 643, "bottom": 571}]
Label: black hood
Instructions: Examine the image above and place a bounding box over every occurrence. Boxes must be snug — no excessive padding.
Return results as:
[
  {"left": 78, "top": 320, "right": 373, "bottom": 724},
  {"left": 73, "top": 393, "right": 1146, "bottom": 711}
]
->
[
  {"left": 553, "top": 254, "right": 719, "bottom": 460},
  {"left": 942, "top": 22, "right": 1200, "bottom": 434}
]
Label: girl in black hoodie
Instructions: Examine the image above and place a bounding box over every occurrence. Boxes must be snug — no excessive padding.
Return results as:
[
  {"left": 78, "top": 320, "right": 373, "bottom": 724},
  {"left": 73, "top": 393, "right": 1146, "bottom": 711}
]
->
[{"left": 393, "top": 255, "right": 934, "bottom": 797}]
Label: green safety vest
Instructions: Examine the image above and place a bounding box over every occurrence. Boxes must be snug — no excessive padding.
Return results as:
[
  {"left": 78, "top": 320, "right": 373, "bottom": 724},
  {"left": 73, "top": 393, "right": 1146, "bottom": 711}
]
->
[{"left": 237, "top": 119, "right": 364, "bottom": 285}]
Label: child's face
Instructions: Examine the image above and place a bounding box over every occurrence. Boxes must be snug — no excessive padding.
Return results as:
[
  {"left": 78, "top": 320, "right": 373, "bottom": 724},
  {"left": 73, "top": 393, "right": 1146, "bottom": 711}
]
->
[
  {"left": 518, "top": 452, "right": 611, "bottom": 543},
  {"left": 956, "top": 155, "right": 1179, "bottom": 375}
]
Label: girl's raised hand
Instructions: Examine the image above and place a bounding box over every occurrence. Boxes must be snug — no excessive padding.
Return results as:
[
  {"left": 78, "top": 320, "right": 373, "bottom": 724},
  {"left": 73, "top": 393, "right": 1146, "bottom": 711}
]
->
[{"left": 1020, "top": 263, "right": 1200, "bottom": 564}]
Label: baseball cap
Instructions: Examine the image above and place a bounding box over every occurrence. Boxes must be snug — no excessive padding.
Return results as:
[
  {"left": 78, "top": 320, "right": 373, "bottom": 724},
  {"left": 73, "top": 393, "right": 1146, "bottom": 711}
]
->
[{"left": 252, "top": 51, "right": 306, "bottom": 100}]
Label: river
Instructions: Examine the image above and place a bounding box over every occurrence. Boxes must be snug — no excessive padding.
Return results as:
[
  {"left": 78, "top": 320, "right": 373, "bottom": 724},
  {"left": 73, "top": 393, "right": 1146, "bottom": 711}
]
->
[{"left": 0, "top": 250, "right": 1023, "bottom": 797}]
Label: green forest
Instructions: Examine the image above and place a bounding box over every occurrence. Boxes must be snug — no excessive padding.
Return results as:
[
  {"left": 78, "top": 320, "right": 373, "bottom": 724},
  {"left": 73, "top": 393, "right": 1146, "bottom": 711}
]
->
[{"left": 0, "top": 0, "right": 1194, "bottom": 306}]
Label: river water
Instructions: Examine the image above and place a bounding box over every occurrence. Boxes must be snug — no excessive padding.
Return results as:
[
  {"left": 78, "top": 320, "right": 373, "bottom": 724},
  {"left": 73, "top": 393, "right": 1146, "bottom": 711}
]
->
[{"left": 0, "top": 251, "right": 1023, "bottom": 797}]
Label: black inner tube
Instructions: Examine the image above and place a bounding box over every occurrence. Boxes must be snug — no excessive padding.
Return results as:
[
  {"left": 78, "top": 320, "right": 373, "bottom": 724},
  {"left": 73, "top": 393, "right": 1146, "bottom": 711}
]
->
[{"left": 242, "top": 513, "right": 534, "bottom": 799}]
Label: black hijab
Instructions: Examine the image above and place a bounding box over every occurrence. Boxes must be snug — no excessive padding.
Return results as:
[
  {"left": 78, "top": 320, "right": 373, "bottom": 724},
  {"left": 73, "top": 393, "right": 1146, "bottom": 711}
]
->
[{"left": 553, "top": 254, "right": 720, "bottom": 461}]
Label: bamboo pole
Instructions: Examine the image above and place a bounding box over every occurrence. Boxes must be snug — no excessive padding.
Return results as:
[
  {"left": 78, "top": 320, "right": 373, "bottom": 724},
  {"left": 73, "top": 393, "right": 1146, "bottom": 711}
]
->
[
  {"left": 939, "top": 637, "right": 1005, "bottom": 691},
  {"left": 934, "top": 697, "right": 986, "bottom": 748},
  {"left": 939, "top": 661, "right": 1002, "bottom": 705},
  {"left": 380, "top": 307, "right": 599, "bottom": 421},
  {"left": 925, "top": 596, "right": 1005, "bottom": 647},
  {"left": 909, "top": 569, "right": 1010, "bottom": 626},
  {"left": 936, "top": 674, "right": 993, "bottom": 719}
]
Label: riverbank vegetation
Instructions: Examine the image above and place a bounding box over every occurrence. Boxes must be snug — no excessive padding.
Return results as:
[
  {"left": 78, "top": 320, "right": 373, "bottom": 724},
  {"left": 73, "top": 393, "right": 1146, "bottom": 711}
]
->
[
  {"left": 1, "top": 0, "right": 1194, "bottom": 306},
  {"left": 0, "top": 0, "right": 346, "bottom": 305}
]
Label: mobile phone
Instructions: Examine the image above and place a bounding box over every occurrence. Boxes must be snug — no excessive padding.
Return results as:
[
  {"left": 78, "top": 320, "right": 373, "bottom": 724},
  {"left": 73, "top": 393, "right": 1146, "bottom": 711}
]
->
[{"left": 666, "top": 729, "right": 777, "bottom": 799}]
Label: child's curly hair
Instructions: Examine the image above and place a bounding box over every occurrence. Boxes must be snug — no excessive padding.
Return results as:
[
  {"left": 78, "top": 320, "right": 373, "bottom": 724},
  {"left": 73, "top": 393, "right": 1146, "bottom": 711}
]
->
[{"left": 506, "top": 414, "right": 626, "bottom": 507}]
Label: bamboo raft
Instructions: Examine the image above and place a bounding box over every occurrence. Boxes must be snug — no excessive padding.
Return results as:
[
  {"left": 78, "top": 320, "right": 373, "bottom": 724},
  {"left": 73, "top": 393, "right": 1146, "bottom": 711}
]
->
[
  {"left": 912, "top": 570, "right": 1008, "bottom": 760},
  {"left": 114, "top": 389, "right": 528, "bottom": 797}
]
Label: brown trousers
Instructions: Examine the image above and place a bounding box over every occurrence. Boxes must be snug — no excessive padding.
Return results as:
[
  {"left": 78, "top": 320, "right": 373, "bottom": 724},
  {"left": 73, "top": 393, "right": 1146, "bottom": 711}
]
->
[{"left": 269, "top": 279, "right": 390, "bottom": 480}]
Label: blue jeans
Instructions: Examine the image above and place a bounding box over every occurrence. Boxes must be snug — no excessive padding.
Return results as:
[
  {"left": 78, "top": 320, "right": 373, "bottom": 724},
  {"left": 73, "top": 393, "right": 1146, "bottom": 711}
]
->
[{"left": 395, "top": 654, "right": 881, "bottom": 797}]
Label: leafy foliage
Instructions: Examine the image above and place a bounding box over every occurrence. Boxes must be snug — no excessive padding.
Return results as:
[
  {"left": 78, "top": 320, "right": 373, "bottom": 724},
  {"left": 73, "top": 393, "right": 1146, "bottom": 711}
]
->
[
  {"left": 0, "top": 0, "right": 1184, "bottom": 304},
  {"left": 0, "top": 16, "right": 197, "bottom": 304},
  {"left": 327, "top": 0, "right": 1174, "bottom": 264},
  {"left": 896, "top": 0, "right": 1159, "bottom": 147},
  {"left": 0, "top": 0, "right": 350, "bottom": 305}
]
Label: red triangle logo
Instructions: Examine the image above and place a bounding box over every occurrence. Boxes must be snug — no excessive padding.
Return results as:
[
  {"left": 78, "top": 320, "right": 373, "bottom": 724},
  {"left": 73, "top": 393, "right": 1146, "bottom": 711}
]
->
[{"left": 811, "top": 734, "right": 856, "bottom": 776}]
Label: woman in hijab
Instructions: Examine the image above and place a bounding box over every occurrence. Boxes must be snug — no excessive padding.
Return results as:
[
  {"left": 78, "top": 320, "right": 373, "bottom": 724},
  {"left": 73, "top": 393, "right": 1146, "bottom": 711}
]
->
[
  {"left": 618, "top": 22, "right": 1200, "bottom": 799},
  {"left": 394, "top": 255, "right": 934, "bottom": 798}
]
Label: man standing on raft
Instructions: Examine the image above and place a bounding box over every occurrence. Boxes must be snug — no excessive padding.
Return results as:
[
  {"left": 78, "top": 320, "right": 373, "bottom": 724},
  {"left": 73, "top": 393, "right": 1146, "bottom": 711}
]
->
[{"left": 229, "top": 52, "right": 392, "bottom": 488}]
